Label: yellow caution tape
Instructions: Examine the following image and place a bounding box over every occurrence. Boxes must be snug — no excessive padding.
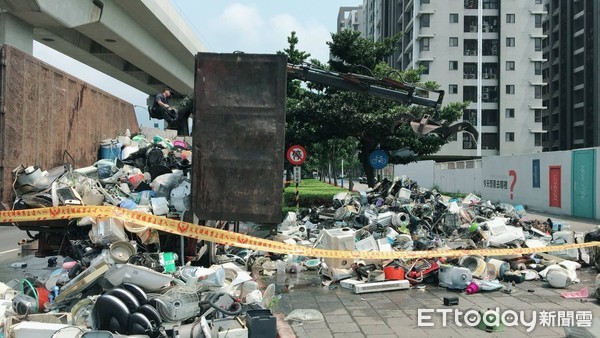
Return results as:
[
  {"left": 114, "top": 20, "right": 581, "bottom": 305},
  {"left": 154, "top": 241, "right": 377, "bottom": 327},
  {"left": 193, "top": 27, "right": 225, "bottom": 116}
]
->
[{"left": 1, "top": 206, "right": 599, "bottom": 260}]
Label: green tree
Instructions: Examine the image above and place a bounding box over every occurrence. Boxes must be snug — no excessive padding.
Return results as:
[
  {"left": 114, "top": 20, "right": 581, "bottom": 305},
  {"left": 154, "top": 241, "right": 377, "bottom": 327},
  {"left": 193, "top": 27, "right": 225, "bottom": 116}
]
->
[{"left": 281, "top": 30, "right": 468, "bottom": 187}]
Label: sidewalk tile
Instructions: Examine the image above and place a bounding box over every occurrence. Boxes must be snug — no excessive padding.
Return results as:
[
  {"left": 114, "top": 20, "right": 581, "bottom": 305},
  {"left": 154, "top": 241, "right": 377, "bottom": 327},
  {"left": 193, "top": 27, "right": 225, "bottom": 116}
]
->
[
  {"left": 329, "top": 322, "right": 361, "bottom": 333},
  {"left": 355, "top": 316, "right": 385, "bottom": 325},
  {"left": 333, "top": 333, "right": 366, "bottom": 338},
  {"left": 359, "top": 324, "right": 395, "bottom": 335},
  {"left": 389, "top": 326, "right": 429, "bottom": 337},
  {"left": 351, "top": 309, "right": 379, "bottom": 317},
  {"left": 305, "top": 328, "right": 334, "bottom": 338},
  {"left": 325, "top": 314, "right": 355, "bottom": 324},
  {"left": 374, "top": 309, "right": 405, "bottom": 318},
  {"left": 321, "top": 308, "right": 350, "bottom": 316},
  {"left": 298, "top": 321, "right": 329, "bottom": 329}
]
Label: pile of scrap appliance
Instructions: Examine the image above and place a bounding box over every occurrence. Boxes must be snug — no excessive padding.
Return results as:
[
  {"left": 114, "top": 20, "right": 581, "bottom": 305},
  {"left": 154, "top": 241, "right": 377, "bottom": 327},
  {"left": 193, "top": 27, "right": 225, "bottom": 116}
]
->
[
  {"left": 0, "top": 52, "right": 301, "bottom": 338},
  {"left": 250, "top": 175, "right": 600, "bottom": 297},
  {"left": 0, "top": 50, "right": 595, "bottom": 337},
  {"left": 2, "top": 132, "right": 279, "bottom": 338}
]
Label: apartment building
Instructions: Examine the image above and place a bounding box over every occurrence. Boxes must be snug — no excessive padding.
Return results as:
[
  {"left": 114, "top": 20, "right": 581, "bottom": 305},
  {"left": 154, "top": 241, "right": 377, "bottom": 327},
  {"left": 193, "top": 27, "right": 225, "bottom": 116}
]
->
[
  {"left": 337, "top": 6, "right": 363, "bottom": 33},
  {"left": 542, "top": 0, "right": 600, "bottom": 151},
  {"left": 354, "top": 0, "right": 546, "bottom": 160}
]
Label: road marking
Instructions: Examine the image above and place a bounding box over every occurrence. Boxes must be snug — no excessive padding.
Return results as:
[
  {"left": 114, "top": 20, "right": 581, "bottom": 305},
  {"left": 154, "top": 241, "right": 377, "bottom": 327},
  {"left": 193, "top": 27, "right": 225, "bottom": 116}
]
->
[{"left": 0, "top": 249, "right": 18, "bottom": 255}]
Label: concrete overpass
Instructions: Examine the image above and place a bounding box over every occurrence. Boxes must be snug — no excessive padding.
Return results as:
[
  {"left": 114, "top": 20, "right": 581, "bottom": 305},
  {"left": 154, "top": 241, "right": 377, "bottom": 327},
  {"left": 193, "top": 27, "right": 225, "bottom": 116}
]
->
[{"left": 0, "top": 0, "right": 207, "bottom": 96}]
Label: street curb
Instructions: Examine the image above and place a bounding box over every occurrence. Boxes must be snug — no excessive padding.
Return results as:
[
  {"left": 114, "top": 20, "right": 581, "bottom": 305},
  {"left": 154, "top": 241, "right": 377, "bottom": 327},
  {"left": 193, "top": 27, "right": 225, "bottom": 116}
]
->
[
  {"left": 275, "top": 312, "right": 296, "bottom": 338},
  {"left": 251, "top": 270, "right": 296, "bottom": 338}
]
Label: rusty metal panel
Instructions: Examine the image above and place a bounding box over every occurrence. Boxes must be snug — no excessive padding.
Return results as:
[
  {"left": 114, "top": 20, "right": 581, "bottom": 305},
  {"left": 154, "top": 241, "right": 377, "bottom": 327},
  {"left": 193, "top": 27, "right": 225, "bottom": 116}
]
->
[
  {"left": 0, "top": 45, "right": 140, "bottom": 206},
  {"left": 193, "top": 53, "right": 287, "bottom": 223}
]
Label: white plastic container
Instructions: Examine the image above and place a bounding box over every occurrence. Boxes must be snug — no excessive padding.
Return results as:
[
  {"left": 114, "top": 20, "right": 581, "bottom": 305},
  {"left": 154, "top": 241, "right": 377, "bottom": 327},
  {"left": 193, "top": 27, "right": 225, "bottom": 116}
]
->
[
  {"left": 397, "top": 188, "right": 411, "bottom": 200},
  {"left": 317, "top": 228, "right": 355, "bottom": 268},
  {"left": 89, "top": 217, "right": 127, "bottom": 245},
  {"left": 13, "top": 321, "right": 79, "bottom": 338},
  {"left": 550, "top": 230, "right": 578, "bottom": 260},
  {"left": 151, "top": 197, "right": 170, "bottom": 216}
]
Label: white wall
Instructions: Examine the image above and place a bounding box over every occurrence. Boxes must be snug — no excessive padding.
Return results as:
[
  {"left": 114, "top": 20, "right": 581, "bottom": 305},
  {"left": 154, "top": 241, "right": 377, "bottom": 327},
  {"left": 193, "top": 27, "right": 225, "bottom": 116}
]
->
[
  {"left": 394, "top": 160, "right": 435, "bottom": 188},
  {"left": 399, "top": 147, "right": 600, "bottom": 219},
  {"left": 478, "top": 151, "right": 571, "bottom": 213},
  {"left": 436, "top": 167, "right": 481, "bottom": 196}
]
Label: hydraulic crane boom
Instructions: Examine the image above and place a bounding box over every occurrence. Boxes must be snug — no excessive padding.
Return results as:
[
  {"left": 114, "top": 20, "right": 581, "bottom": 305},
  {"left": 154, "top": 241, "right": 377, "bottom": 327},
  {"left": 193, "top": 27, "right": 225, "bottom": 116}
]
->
[
  {"left": 286, "top": 63, "right": 445, "bottom": 111},
  {"left": 287, "top": 63, "right": 478, "bottom": 143}
]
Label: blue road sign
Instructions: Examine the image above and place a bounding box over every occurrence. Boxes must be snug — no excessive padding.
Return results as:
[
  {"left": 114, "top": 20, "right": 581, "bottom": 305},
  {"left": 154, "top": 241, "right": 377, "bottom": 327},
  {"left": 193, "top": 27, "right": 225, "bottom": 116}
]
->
[{"left": 369, "top": 150, "right": 388, "bottom": 169}]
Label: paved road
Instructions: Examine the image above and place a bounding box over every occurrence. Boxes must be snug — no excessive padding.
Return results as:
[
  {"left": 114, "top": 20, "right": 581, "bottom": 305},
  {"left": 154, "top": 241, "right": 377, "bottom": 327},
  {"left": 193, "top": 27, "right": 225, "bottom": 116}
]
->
[{"left": 272, "top": 179, "right": 600, "bottom": 337}]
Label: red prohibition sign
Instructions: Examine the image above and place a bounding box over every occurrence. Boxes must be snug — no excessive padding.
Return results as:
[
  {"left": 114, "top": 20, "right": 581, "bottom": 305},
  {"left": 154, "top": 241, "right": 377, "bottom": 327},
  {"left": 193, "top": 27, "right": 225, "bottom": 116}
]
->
[{"left": 286, "top": 145, "right": 307, "bottom": 165}]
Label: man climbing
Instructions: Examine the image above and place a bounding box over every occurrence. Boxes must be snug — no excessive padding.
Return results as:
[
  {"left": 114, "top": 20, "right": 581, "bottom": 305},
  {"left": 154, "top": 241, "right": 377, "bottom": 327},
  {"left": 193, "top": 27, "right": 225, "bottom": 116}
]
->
[{"left": 150, "top": 87, "right": 177, "bottom": 123}]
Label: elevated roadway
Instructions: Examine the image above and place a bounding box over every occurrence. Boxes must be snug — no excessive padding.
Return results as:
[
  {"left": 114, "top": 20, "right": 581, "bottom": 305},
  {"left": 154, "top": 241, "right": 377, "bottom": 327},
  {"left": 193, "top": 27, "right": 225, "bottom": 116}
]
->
[{"left": 0, "top": 0, "right": 206, "bottom": 96}]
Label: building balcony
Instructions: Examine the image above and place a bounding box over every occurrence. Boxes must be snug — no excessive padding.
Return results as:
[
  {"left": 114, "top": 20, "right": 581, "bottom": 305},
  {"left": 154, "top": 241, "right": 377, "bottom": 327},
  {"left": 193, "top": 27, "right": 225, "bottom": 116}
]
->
[
  {"left": 418, "top": 6, "right": 435, "bottom": 16},
  {"left": 418, "top": 51, "right": 434, "bottom": 61}
]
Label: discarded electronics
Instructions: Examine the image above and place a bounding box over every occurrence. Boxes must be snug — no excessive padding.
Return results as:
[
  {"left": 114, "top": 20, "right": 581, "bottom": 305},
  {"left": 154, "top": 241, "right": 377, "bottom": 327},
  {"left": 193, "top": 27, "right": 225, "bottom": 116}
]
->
[{"left": 352, "top": 280, "right": 410, "bottom": 294}]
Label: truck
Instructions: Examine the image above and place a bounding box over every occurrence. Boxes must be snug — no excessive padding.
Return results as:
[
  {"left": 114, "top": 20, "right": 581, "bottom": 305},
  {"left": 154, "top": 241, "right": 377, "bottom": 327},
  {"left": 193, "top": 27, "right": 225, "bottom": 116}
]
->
[{"left": 2, "top": 50, "right": 475, "bottom": 258}]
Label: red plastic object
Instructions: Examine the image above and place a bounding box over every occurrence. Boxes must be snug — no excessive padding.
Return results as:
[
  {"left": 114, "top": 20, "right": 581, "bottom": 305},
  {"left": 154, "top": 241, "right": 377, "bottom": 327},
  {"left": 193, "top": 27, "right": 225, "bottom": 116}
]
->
[
  {"left": 406, "top": 260, "right": 440, "bottom": 284},
  {"left": 384, "top": 265, "right": 405, "bottom": 280},
  {"left": 35, "top": 287, "right": 50, "bottom": 310}
]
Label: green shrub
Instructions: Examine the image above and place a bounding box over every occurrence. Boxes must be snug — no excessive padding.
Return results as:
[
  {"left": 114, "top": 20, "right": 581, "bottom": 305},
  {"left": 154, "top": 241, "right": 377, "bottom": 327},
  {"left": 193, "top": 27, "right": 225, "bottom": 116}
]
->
[{"left": 283, "top": 179, "right": 347, "bottom": 209}]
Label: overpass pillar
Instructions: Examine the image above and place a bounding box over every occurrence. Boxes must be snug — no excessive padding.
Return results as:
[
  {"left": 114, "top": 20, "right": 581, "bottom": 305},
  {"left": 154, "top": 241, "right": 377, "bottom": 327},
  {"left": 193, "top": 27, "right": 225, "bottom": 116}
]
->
[{"left": 0, "top": 13, "right": 33, "bottom": 54}]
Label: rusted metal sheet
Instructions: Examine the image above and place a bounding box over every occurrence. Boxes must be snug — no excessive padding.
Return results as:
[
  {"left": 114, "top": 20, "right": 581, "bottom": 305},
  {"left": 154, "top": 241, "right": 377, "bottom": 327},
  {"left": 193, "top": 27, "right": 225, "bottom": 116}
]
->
[
  {"left": 0, "top": 45, "right": 140, "bottom": 206},
  {"left": 193, "top": 53, "right": 286, "bottom": 223}
]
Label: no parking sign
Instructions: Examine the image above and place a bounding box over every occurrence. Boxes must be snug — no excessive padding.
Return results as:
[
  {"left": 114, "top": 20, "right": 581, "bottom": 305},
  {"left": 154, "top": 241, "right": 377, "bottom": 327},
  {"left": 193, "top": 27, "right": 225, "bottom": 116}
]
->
[{"left": 286, "top": 145, "right": 307, "bottom": 165}]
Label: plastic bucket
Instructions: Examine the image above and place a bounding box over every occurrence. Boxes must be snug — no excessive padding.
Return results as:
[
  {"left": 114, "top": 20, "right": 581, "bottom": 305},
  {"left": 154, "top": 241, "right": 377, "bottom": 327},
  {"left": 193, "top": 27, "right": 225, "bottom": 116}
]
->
[
  {"left": 383, "top": 265, "right": 405, "bottom": 280},
  {"left": 35, "top": 287, "right": 50, "bottom": 310},
  {"left": 99, "top": 141, "right": 122, "bottom": 161}
]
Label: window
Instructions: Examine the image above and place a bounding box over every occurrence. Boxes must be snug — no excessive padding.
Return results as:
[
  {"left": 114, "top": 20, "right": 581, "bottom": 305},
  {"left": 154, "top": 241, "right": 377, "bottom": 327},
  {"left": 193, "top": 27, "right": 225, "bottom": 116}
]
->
[
  {"left": 482, "top": 0, "right": 498, "bottom": 9},
  {"left": 463, "top": 133, "right": 476, "bottom": 149},
  {"left": 450, "top": 13, "right": 459, "bottom": 23},
  {"left": 421, "top": 14, "right": 430, "bottom": 27},
  {"left": 449, "top": 84, "right": 458, "bottom": 94},
  {"left": 449, "top": 37, "right": 459, "bottom": 46},
  {"left": 482, "top": 109, "right": 498, "bottom": 126},
  {"left": 505, "top": 132, "right": 515, "bottom": 142},
  {"left": 505, "top": 108, "right": 515, "bottom": 118},
  {"left": 534, "top": 85, "right": 542, "bottom": 99},
  {"left": 506, "top": 61, "right": 515, "bottom": 71},
  {"left": 534, "top": 14, "right": 542, "bottom": 28},
  {"left": 535, "top": 0, "right": 542, "bottom": 4},
  {"left": 534, "top": 61, "right": 542, "bottom": 75},
  {"left": 481, "top": 133, "right": 498, "bottom": 150},
  {"left": 506, "top": 37, "right": 515, "bottom": 47},
  {"left": 420, "top": 61, "right": 430, "bottom": 74},
  {"left": 535, "top": 133, "right": 542, "bottom": 146},
  {"left": 449, "top": 61, "right": 458, "bottom": 70},
  {"left": 534, "top": 38, "right": 542, "bottom": 51},
  {"left": 506, "top": 14, "right": 515, "bottom": 23},
  {"left": 420, "top": 38, "right": 430, "bottom": 51},
  {"left": 535, "top": 109, "right": 542, "bottom": 122},
  {"left": 506, "top": 85, "right": 515, "bottom": 94}
]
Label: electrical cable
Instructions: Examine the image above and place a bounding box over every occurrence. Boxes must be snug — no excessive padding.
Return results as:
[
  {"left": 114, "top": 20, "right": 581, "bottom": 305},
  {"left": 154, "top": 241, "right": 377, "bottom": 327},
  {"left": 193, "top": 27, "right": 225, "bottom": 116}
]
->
[{"left": 50, "top": 325, "right": 85, "bottom": 338}]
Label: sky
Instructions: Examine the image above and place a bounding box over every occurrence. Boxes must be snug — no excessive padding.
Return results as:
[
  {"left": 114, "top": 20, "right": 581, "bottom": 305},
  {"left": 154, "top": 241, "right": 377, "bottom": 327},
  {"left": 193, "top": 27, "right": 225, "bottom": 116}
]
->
[{"left": 32, "top": 1, "right": 362, "bottom": 128}]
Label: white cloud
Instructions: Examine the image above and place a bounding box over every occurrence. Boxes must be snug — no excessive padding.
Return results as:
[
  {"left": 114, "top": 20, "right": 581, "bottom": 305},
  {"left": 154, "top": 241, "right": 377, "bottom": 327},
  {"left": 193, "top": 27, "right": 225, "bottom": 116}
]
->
[
  {"left": 203, "top": 3, "right": 332, "bottom": 62},
  {"left": 205, "top": 4, "right": 265, "bottom": 53}
]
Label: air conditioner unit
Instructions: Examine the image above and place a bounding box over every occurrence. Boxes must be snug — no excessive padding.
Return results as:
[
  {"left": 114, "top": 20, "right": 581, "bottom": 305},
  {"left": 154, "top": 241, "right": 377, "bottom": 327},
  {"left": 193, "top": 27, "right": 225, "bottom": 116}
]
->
[{"left": 352, "top": 280, "right": 410, "bottom": 294}]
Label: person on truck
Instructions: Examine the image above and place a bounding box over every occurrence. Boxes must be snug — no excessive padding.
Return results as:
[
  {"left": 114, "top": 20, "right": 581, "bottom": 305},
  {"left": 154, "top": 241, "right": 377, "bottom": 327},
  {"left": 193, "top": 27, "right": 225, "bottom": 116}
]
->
[{"left": 150, "top": 87, "right": 177, "bottom": 123}]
